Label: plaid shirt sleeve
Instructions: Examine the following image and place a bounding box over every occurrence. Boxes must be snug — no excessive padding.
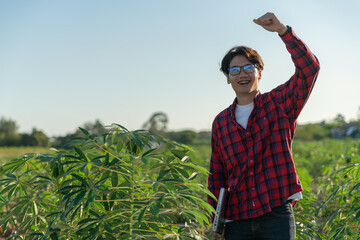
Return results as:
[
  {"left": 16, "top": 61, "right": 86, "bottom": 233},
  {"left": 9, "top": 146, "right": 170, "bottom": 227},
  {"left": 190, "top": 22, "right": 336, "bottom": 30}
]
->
[
  {"left": 208, "top": 26, "right": 320, "bottom": 221},
  {"left": 274, "top": 26, "right": 320, "bottom": 122},
  {"left": 207, "top": 119, "right": 228, "bottom": 219}
]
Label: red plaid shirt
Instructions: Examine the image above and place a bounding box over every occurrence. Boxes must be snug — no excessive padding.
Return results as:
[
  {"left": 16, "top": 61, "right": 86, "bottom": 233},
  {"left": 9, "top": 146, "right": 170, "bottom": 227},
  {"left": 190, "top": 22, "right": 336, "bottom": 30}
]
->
[{"left": 208, "top": 27, "right": 320, "bottom": 220}]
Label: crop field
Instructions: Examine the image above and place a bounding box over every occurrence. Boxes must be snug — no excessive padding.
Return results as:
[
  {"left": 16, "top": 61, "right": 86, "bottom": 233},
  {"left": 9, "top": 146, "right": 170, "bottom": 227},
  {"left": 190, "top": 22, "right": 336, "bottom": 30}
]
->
[{"left": 0, "top": 137, "right": 359, "bottom": 239}]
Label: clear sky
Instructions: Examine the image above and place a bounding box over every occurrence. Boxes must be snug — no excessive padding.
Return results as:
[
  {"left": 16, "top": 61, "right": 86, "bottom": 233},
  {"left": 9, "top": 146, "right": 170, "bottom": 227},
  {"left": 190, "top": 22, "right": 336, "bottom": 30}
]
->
[{"left": 1, "top": 0, "right": 359, "bottom": 137}]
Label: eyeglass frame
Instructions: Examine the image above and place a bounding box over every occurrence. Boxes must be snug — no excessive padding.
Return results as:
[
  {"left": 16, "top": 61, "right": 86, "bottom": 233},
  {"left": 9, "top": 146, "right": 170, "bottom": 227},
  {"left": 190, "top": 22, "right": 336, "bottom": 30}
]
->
[{"left": 228, "top": 64, "right": 256, "bottom": 76}]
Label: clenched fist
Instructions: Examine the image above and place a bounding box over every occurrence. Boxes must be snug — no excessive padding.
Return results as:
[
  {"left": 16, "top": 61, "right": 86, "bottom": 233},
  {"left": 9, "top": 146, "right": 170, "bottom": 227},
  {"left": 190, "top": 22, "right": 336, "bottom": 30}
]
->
[{"left": 253, "top": 12, "right": 288, "bottom": 35}]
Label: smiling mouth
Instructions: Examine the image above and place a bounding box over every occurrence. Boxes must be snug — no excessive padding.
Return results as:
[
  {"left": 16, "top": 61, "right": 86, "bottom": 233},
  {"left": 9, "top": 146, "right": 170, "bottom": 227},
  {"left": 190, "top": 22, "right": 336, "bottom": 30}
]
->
[{"left": 238, "top": 80, "right": 250, "bottom": 85}]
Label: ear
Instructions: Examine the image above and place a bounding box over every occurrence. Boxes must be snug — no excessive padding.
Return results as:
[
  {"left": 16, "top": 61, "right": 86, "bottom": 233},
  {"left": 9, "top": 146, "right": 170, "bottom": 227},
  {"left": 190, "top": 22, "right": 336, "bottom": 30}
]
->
[
  {"left": 226, "top": 75, "right": 231, "bottom": 84},
  {"left": 257, "top": 69, "right": 262, "bottom": 80}
]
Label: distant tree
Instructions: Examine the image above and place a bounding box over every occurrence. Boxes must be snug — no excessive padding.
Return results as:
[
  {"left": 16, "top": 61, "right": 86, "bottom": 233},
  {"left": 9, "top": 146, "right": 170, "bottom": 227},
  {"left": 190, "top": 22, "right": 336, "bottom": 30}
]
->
[
  {"left": 31, "top": 128, "right": 50, "bottom": 147},
  {"left": 333, "top": 113, "right": 346, "bottom": 125},
  {"left": 52, "top": 130, "right": 84, "bottom": 149},
  {"left": 82, "top": 119, "right": 106, "bottom": 136},
  {"left": 0, "top": 117, "right": 20, "bottom": 146},
  {"left": 20, "top": 128, "right": 50, "bottom": 147},
  {"left": 198, "top": 131, "right": 211, "bottom": 141},
  {"left": 51, "top": 120, "right": 106, "bottom": 149},
  {"left": 142, "top": 112, "right": 168, "bottom": 137},
  {"left": 20, "top": 133, "right": 34, "bottom": 146},
  {"left": 167, "top": 130, "right": 198, "bottom": 144},
  {"left": 295, "top": 123, "right": 331, "bottom": 141}
]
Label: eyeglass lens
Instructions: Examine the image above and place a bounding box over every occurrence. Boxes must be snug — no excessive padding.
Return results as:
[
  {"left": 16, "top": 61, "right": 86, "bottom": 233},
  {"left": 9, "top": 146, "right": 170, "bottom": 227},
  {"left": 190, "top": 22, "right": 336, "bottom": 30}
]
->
[{"left": 229, "top": 64, "right": 255, "bottom": 75}]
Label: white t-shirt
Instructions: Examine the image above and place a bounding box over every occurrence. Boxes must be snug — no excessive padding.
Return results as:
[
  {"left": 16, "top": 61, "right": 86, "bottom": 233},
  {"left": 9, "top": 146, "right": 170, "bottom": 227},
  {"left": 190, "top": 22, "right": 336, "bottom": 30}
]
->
[{"left": 235, "top": 102, "right": 254, "bottom": 129}]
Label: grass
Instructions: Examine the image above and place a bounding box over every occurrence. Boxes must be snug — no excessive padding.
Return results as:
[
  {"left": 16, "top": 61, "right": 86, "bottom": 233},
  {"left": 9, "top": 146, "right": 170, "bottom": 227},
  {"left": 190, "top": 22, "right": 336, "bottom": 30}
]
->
[{"left": 0, "top": 146, "right": 52, "bottom": 164}]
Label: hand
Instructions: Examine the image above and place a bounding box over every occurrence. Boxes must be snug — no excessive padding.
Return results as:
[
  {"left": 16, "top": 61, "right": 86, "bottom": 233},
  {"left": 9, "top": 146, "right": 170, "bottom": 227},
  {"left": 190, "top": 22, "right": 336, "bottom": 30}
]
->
[
  {"left": 213, "top": 231, "right": 225, "bottom": 239},
  {"left": 253, "top": 12, "right": 287, "bottom": 35}
]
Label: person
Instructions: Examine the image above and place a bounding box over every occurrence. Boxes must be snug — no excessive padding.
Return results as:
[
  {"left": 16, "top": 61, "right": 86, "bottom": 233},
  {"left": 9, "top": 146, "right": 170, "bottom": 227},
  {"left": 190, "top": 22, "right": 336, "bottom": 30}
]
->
[{"left": 208, "top": 12, "right": 320, "bottom": 240}]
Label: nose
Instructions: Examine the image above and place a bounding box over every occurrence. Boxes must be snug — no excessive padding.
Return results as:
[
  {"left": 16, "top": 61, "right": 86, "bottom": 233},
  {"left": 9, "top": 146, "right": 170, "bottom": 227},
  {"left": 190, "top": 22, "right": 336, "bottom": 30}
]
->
[{"left": 238, "top": 69, "right": 248, "bottom": 77}]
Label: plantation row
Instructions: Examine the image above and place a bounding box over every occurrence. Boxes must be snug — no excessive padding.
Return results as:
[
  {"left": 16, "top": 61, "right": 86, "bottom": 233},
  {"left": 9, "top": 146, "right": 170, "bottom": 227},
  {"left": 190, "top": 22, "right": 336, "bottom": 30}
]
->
[{"left": 0, "top": 125, "right": 359, "bottom": 239}]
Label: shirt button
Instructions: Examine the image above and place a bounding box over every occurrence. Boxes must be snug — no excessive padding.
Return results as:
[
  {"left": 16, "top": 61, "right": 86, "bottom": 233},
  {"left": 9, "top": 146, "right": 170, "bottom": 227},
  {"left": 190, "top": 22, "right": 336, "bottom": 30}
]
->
[
  {"left": 252, "top": 187, "right": 255, "bottom": 191},
  {"left": 250, "top": 172, "right": 253, "bottom": 175},
  {"left": 246, "top": 132, "right": 249, "bottom": 135},
  {"left": 250, "top": 159, "right": 254, "bottom": 163}
]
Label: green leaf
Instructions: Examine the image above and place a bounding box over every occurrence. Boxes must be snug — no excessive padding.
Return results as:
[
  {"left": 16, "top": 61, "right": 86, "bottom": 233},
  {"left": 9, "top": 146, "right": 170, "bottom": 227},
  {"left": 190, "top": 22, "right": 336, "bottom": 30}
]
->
[
  {"left": 141, "top": 156, "right": 149, "bottom": 164},
  {"left": 87, "top": 189, "right": 95, "bottom": 203},
  {"left": 349, "top": 183, "right": 360, "bottom": 195},
  {"left": 137, "top": 207, "right": 147, "bottom": 222},
  {"left": 39, "top": 154, "right": 54, "bottom": 162},
  {"left": 91, "top": 157, "right": 103, "bottom": 166},
  {"left": 157, "top": 169, "right": 170, "bottom": 181},
  {"left": 102, "top": 194, "right": 110, "bottom": 211},
  {"left": 33, "top": 201, "right": 38, "bottom": 215},
  {"left": 79, "top": 127, "right": 94, "bottom": 139},
  {"left": 150, "top": 204, "right": 159, "bottom": 216},
  {"left": 161, "top": 182, "right": 176, "bottom": 191},
  {"left": 3, "top": 159, "right": 26, "bottom": 172},
  {"left": 71, "top": 174, "right": 89, "bottom": 187},
  {"left": 111, "top": 172, "right": 118, "bottom": 187},
  {"left": 89, "top": 209, "right": 102, "bottom": 219},
  {"left": 104, "top": 153, "right": 110, "bottom": 166},
  {"left": 182, "top": 162, "right": 209, "bottom": 175},
  {"left": 74, "top": 147, "right": 88, "bottom": 162},
  {"left": 112, "top": 123, "right": 129, "bottom": 132},
  {"left": 70, "top": 205, "right": 82, "bottom": 222},
  {"left": 142, "top": 148, "right": 156, "bottom": 157},
  {"left": 78, "top": 218, "right": 98, "bottom": 225},
  {"left": 171, "top": 149, "right": 187, "bottom": 159},
  {"left": 50, "top": 232, "right": 59, "bottom": 240},
  {"left": 174, "top": 167, "right": 189, "bottom": 178},
  {"left": 109, "top": 192, "right": 117, "bottom": 210},
  {"left": 354, "top": 207, "right": 360, "bottom": 220},
  {"left": 6, "top": 173, "right": 17, "bottom": 179},
  {"left": 1, "top": 184, "right": 18, "bottom": 199},
  {"left": 73, "top": 190, "right": 86, "bottom": 206}
]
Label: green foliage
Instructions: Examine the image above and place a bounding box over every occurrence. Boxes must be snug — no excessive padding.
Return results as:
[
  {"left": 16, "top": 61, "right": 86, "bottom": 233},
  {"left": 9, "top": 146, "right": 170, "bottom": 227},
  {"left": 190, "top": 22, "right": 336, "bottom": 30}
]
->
[
  {"left": 167, "top": 131, "right": 198, "bottom": 145},
  {"left": 52, "top": 119, "right": 106, "bottom": 149},
  {"left": 0, "top": 125, "right": 214, "bottom": 239},
  {"left": 0, "top": 117, "right": 20, "bottom": 146},
  {"left": 142, "top": 112, "right": 168, "bottom": 138},
  {"left": 20, "top": 128, "right": 50, "bottom": 147},
  {"left": 293, "top": 140, "right": 360, "bottom": 239},
  {"left": 295, "top": 122, "right": 331, "bottom": 141}
]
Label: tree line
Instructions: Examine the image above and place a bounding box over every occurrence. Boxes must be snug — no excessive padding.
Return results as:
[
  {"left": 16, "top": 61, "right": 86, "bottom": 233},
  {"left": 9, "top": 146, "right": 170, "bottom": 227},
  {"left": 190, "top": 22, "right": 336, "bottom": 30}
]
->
[
  {"left": 0, "top": 118, "right": 106, "bottom": 148},
  {"left": 1, "top": 111, "right": 359, "bottom": 148},
  {"left": 0, "top": 115, "right": 210, "bottom": 148}
]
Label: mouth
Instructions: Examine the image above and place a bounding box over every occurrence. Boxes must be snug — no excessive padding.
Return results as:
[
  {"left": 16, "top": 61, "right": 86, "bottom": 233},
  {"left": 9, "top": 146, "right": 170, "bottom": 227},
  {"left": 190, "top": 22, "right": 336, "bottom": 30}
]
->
[{"left": 238, "top": 80, "right": 251, "bottom": 85}]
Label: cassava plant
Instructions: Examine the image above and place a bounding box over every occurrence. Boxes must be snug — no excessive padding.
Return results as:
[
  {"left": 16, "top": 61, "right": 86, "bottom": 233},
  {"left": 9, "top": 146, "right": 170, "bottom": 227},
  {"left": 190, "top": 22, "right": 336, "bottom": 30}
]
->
[{"left": 0, "top": 124, "right": 215, "bottom": 239}]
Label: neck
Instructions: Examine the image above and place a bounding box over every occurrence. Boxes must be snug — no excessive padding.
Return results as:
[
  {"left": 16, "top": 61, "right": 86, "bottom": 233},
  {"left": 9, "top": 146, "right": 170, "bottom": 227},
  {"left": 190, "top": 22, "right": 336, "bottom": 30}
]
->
[{"left": 236, "top": 91, "right": 258, "bottom": 105}]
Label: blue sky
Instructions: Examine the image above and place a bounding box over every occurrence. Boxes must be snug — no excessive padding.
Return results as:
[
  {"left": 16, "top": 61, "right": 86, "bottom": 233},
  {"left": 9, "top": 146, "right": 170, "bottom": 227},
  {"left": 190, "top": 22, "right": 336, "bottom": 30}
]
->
[{"left": 1, "top": 0, "right": 359, "bottom": 136}]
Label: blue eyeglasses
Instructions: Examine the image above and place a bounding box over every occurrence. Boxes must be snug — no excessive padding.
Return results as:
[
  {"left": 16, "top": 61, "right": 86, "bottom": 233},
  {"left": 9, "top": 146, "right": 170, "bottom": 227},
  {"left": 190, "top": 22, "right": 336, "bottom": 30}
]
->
[{"left": 228, "top": 64, "right": 255, "bottom": 76}]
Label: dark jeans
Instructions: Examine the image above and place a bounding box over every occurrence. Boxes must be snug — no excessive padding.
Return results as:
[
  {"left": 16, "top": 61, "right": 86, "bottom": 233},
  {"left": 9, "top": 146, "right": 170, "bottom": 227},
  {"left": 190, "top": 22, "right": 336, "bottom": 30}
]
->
[{"left": 224, "top": 201, "right": 296, "bottom": 240}]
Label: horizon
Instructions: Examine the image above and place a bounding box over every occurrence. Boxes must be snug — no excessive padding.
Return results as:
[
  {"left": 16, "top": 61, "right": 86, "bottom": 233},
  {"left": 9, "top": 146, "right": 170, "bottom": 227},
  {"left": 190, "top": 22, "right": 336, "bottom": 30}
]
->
[{"left": 1, "top": 1, "right": 360, "bottom": 136}]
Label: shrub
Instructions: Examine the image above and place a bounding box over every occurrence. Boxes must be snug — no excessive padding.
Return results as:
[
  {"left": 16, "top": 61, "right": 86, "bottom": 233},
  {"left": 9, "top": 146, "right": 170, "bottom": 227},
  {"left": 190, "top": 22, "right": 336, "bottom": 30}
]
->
[{"left": 0, "top": 124, "right": 214, "bottom": 239}]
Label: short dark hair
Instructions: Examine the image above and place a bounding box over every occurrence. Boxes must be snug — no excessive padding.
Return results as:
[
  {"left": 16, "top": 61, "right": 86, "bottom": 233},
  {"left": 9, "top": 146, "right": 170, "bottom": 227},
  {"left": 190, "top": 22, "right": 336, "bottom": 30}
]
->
[{"left": 220, "top": 46, "right": 264, "bottom": 75}]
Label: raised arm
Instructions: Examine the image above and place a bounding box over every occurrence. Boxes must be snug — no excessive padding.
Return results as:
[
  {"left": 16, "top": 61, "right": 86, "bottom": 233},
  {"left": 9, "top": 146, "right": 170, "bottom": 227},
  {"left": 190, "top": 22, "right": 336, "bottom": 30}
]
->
[{"left": 254, "top": 12, "right": 320, "bottom": 121}]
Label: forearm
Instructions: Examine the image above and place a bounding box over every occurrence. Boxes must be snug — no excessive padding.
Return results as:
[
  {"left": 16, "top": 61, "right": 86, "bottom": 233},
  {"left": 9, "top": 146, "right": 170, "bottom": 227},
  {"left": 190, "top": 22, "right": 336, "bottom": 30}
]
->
[
  {"left": 281, "top": 27, "right": 320, "bottom": 79},
  {"left": 275, "top": 27, "right": 320, "bottom": 119}
]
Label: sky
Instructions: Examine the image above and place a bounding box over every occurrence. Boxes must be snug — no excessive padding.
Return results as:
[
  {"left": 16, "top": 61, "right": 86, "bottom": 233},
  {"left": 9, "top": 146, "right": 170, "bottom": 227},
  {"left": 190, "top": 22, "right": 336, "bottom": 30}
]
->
[{"left": 1, "top": 0, "right": 360, "bottom": 137}]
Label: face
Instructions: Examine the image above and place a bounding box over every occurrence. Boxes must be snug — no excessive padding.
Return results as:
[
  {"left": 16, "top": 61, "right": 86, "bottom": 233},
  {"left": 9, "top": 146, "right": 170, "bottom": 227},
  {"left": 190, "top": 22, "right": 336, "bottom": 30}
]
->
[{"left": 227, "top": 55, "right": 261, "bottom": 103}]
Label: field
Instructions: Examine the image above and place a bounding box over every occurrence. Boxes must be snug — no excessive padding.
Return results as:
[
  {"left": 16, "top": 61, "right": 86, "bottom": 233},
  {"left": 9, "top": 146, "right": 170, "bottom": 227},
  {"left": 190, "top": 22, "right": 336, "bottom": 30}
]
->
[
  {"left": 0, "top": 138, "right": 359, "bottom": 239},
  {"left": 188, "top": 139, "right": 360, "bottom": 239}
]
